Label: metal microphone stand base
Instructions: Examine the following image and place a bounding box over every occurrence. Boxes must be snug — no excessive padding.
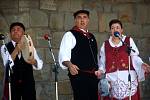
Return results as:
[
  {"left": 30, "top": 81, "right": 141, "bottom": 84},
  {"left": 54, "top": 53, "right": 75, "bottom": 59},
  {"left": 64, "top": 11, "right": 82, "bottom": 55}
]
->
[
  {"left": 8, "top": 67, "right": 12, "bottom": 100},
  {"left": 47, "top": 39, "right": 59, "bottom": 100}
]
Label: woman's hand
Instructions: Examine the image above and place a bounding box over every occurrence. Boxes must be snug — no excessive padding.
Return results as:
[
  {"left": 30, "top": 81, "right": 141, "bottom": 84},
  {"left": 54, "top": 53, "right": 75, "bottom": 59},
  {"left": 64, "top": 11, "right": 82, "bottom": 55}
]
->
[
  {"left": 95, "top": 69, "right": 103, "bottom": 79},
  {"left": 142, "top": 63, "right": 150, "bottom": 73}
]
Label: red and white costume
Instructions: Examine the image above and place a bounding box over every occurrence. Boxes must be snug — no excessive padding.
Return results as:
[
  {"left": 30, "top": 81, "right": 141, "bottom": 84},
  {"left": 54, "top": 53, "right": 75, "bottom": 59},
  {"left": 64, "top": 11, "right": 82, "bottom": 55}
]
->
[{"left": 98, "top": 35, "right": 145, "bottom": 100}]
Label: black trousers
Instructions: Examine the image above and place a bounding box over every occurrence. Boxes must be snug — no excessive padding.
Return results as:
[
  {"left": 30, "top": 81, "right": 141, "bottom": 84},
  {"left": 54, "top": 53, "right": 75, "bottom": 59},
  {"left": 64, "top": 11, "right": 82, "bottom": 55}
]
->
[
  {"left": 11, "top": 80, "right": 36, "bottom": 100},
  {"left": 3, "top": 66, "right": 36, "bottom": 100},
  {"left": 69, "top": 72, "right": 99, "bottom": 100}
]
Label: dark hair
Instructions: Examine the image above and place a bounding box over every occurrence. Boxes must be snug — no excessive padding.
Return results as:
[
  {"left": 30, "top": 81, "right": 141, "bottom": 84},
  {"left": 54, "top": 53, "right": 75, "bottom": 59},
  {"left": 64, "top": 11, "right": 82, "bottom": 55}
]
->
[
  {"left": 109, "top": 19, "right": 123, "bottom": 29},
  {"left": 10, "top": 22, "right": 25, "bottom": 32},
  {"left": 73, "top": 10, "right": 89, "bottom": 18}
]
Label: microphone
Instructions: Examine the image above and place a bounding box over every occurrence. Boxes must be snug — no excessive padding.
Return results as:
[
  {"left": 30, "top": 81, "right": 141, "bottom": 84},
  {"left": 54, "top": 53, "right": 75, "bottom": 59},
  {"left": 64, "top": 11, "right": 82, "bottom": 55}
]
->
[
  {"left": 44, "top": 33, "right": 51, "bottom": 41},
  {"left": 114, "top": 31, "right": 120, "bottom": 38},
  {"left": 0, "top": 34, "right": 5, "bottom": 40},
  {"left": 114, "top": 31, "right": 125, "bottom": 46},
  {"left": 43, "top": 33, "right": 52, "bottom": 48}
]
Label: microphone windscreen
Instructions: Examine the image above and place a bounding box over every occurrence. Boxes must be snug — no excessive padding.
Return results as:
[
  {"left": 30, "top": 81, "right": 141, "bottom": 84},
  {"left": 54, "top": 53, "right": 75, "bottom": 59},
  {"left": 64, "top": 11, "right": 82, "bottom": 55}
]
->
[
  {"left": 114, "top": 31, "right": 120, "bottom": 37},
  {"left": 44, "top": 34, "right": 49, "bottom": 40},
  {"left": 0, "top": 34, "right": 5, "bottom": 40}
]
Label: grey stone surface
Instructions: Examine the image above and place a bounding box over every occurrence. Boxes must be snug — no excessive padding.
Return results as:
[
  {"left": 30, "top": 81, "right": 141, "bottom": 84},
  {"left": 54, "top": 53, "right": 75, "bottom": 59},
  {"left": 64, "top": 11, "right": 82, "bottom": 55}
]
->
[
  {"left": 64, "top": 12, "right": 74, "bottom": 31},
  {"left": 70, "top": 0, "right": 82, "bottom": 12},
  {"left": 57, "top": 0, "right": 71, "bottom": 12},
  {"left": 40, "top": 0, "right": 57, "bottom": 11},
  {"left": 98, "top": 13, "right": 117, "bottom": 32},
  {"left": 30, "top": 10, "right": 48, "bottom": 27},
  {"left": 49, "top": 13, "right": 64, "bottom": 31},
  {"left": 19, "top": 0, "right": 39, "bottom": 9},
  {"left": 0, "top": 0, "right": 150, "bottom": 99},
  {"left": 88, "top": 10, "right": 98, "bottom": 31},
  {"left": 135, "top": 4, "right": 148, "bottom": 24},
  {"left": 0, "top": 15, "right": 9, "bottom": 32},
  {"left": 52, "top": 31, "right": 65, "bottom": 48},
  {"left": 123, "top": 23, "right": 142, "bottom": 37}
]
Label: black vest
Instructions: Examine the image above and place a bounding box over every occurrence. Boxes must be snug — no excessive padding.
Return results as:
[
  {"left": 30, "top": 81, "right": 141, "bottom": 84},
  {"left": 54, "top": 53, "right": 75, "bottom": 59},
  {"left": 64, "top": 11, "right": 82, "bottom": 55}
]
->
[
  {"left": 5, "top": 42, "right": 34, "bottom": 83},
  {"left": 70, "top": 30, "right": 98, "bottom": 70}
]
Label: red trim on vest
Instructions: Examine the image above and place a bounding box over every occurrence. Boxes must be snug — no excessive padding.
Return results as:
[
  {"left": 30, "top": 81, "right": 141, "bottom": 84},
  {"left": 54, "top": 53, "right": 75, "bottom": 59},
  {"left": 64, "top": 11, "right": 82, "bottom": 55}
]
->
[
  {"left": 71, "top": 26, "right": 91, "bottom": 38},
  {"left": 105, "top": 37, "right": 134, "bottom": 73}
]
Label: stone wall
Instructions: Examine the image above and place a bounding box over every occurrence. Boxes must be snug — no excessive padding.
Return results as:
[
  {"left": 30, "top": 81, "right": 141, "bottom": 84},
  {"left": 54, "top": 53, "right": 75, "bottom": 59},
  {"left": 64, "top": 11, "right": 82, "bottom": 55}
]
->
[{"left": 0, "top": 0, "right": 150, "bottom": 100}]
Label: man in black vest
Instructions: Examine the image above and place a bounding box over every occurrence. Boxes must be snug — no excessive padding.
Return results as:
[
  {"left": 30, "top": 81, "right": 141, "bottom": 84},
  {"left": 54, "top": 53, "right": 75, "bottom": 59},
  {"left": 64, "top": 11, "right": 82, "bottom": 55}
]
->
[
  {"left": 59, "top": 10, "right": 99, "bottom": 100},
  {"left": 1, "top": 22, "right": 43, "bottom": 100}
]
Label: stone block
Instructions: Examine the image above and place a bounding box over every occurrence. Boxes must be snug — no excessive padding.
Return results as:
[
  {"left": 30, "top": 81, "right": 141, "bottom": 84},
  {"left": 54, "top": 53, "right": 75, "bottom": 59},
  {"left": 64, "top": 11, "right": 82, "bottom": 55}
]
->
[
  {"left": 40, "top": 0, "right": 57, "bottom": 11},
  {"left": 136, "top": 38, "right": 150, "bottom": 53},
  {"left": 1, "top": 8, "right": 19, "bottom": 14},
  {"left": 0, "top": 0, "right": 18, "bottom": 9},
  {"left": 111, "top": 0, "right": 142, "bottom": 3},
  {"left": 112, "top": 4, "right": 134, "bottom": 22},
  {"left": 123, "top": 23, "right": 142, "bottom": 37},
  {"left": 19, "top": 8, "right": 30, "bottom": 12},
  {"left": 83, "top": 0, "right": 103, "bottom": 12},
  {"left": 58, "top": 80, "right": 72, "bottom": 95},
  {"left": 0, "top": 15, "right": 9, "bottom": 32},
  {"left": 5, "top": 15, "right": 20, "bottom": 25},
  {"left": 93, "top": 32, "right": 109, "bottom": 49},
  {"left": 70, "top": 0, "right": 82, "bottom": 11},
  {"left": 57, "top": 0, "right": 71, "bottom": 12},
  {"left": 143, "top": 25, "right": 150, "bottom": 37},
  {"left": 103, "top": 3, "right": 112, "bottom": 12},
  {"left": 49, "top": 13, "right": 64, "bottom": 31},
  {"left": 98, "top": 13, "right": 117, "bottom": 32},
  {"left": 18, "top": 13, "right": 30, "bottom": 28},
  {"left": 52, "top": 31, "right": 64, "bottom": 48},
  {"left": 88, "top": 10, "right": 98, "bottom": 31},
  {"left": 134, "top": 38, "right": 150, "bottom": 64},
  {"left": 19, "top": 0, "right": 39, "bottom": 8},
  {"left": 0, "top": 0, "right": 150, "bottom": 99},
  {"left": 35, "top": 82, "right": 54, "bottom": 99},
  {"left": 58, "top": 68, "right": 69, "bottom": 81},
  {"left": 30, "top": 10, "right": 48, "bottom": 27},
  {"left": 135, "top": 4, "right": 148, "bottom": 24},
  {"left": 34, "top": 63, "right": 53, "bottom": 81},
  {"left": 64, "top": 12, "right": 74, "bottom": 31},
  {"left": 4, "top": 13, "right": 29, "bottom": 29},
  {"left": 147, "top": 8, "right": 150, "bottom": 24}
]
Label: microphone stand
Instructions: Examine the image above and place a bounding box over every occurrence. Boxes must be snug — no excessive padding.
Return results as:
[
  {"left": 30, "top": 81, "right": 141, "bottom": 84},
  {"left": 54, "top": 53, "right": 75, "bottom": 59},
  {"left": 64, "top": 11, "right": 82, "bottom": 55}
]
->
[
  {"left": 2, "top": 39, "right": 14, "bottom": 100},
  {"left": 47, "top": 38, "right": 59, "bottom": 100},
  {"left": 119, "top": 37, "right": 135, "bottom": 100}
]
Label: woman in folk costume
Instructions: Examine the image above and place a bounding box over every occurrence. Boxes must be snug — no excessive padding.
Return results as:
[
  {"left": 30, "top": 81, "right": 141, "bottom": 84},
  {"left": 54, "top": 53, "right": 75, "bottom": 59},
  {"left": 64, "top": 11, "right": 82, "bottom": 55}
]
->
[{"left": 95, "top": 19, "right": 150, "bottom": 100}]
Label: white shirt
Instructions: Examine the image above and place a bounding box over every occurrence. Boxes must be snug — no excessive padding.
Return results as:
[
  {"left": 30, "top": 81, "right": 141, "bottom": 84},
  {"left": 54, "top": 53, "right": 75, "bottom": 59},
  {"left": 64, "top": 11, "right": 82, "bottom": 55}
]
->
[
  {"left": 98, "top": 35, "right": 145, "bottom": 99},
  {"left": 1, "top": 40, "right": 43, "bottom": 70},
  {"left": 58, "top": 29, "right": 88, "bottom": 69}
]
